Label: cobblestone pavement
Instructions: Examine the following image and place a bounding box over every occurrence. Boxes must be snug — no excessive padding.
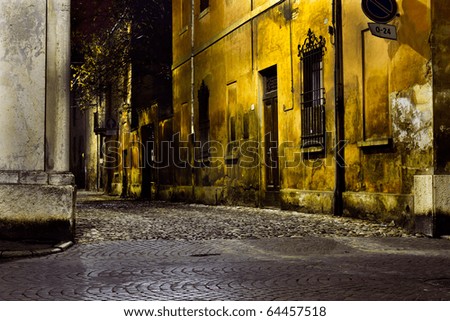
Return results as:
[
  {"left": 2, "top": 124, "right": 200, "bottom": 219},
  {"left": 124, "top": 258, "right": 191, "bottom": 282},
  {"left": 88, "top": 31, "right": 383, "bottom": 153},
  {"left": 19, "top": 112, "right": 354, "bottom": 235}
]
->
[
  {"left": 75, "top": 191, "right": 414, "bottom": 243},
  {"left": 1, "top": 191, "right": 450, "bottom": 301}
]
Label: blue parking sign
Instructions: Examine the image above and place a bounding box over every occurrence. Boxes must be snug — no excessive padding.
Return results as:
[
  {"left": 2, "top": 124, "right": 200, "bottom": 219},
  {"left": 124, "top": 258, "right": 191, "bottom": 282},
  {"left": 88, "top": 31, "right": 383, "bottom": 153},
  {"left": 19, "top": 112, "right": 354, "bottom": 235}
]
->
[{"left": 361, "top": 0, "right": 398, "bottom": 24}]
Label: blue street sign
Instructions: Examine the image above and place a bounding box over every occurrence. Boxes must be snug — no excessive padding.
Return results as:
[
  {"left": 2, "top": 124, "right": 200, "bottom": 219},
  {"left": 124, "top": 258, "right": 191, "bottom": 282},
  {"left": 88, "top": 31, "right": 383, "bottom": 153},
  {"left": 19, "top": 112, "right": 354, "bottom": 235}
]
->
[{"left": 361, "top": 0, "right": 398, "bottom": 24}]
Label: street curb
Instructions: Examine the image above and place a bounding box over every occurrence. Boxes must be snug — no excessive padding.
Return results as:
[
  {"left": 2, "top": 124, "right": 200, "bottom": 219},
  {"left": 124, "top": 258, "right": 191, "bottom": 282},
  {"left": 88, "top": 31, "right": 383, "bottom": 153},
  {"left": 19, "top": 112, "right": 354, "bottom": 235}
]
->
[{"left": 0, "top": 241, "right": 74, "bottom": 259}]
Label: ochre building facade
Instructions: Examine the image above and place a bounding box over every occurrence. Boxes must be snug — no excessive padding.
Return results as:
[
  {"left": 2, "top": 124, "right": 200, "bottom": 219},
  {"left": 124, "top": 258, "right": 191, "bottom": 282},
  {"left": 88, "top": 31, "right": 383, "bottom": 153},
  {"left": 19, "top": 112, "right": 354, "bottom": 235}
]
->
[
  {"left": 114, "top": 0, "right": 450, "bottom": 237},
  {"left": 165, "top": 0, "right": 450, "bottom": 235}
]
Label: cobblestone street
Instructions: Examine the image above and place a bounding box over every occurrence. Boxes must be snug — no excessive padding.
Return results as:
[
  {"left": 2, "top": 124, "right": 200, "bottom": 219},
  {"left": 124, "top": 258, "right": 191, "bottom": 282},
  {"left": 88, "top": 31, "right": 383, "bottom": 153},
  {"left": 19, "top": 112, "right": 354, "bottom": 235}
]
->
[
  {"left": 75, "top": 192, "right": 412, "bottom": 243},
  {"left": 1, "top": 191, "right": 450, "bottom": 300}
]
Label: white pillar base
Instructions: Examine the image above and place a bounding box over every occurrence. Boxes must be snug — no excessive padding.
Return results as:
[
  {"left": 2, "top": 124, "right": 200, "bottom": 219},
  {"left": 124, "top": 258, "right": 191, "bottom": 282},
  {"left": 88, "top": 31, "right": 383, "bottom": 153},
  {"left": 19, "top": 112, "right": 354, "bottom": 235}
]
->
[
  {"left": 414, "top": 175, "right": 450, "bottom": 237},
  {"left": 0, "top": 171, "right": 75, "bottom": 241}
]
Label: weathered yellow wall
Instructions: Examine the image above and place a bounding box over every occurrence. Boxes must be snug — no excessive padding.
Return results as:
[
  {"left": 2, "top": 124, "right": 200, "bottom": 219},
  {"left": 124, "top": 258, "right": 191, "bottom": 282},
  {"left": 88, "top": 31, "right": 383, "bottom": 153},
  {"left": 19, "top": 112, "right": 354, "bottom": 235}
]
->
[
  {"left": 344, "top": 0, "right": 433, "bottom": 188},
  {"left": 84, "top": 108, "right": 100, "bottom": 191},
  {"left": 195, "top": 0, "right": 252, "bottom": 49},
  {"left": 169, "top": 0, "right": 437, "bottom": 227},
  {"left": 172, "top": 61, "right": 192, "bottom": 189},
  {"left": 282, "top": 0, "right": 335, "bottom": 193},
  {"left": 171, "top": 0, "right": 338, "bottom": 206},
  {"left": 342, "top": 0, "right": 433, "bottom": 224},
  {"left": 431, "top": 1, "right": 450, "bottom": 174},
  {"left": 172, "top": 0, "right": 191, "bottom": 66}
]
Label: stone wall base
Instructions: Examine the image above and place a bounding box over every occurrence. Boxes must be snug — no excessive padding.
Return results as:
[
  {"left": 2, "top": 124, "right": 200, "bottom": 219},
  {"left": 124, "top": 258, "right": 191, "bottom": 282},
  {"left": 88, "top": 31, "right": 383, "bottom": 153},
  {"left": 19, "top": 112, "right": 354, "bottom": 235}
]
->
[
  {"left": 158, "top": 186, "right": 334, "bottom": 211},
  {"left": 343, "top": 192, "right": 414, "bottom": 228},
  {"left": 0, "top": 171, "right": 75, "bottom": 241},
  {"left": 157, "top": 185, "right": 259, "bottom": 206},
  {"left": 280, "top": 189, "right": 333, "bottom": 213},
  {"left": 414, "top": 175, "right": 450, "bottom": 237},
  {"left": 156, "top": 185, "right": 433, "bottom": 234},
  {"left": 157, "top": 185, "right": 193, "bottom": 202}
]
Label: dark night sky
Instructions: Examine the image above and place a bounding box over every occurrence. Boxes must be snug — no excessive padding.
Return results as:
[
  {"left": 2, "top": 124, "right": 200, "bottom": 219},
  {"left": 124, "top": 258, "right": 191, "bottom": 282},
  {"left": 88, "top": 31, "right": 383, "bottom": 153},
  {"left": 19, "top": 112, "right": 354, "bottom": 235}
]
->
[{"left": 71, "top": 0, "right": 172, "bottom": 64}]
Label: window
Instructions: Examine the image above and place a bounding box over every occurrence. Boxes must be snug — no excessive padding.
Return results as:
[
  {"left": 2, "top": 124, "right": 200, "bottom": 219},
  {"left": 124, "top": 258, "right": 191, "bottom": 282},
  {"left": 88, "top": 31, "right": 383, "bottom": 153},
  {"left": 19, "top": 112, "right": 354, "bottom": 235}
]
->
[
  {"left": 265, "top": 73, "right": 277, "bottom": 95},
  {"left": 198, "top": 80, "right": 210, "bottom": 159},
  {"left": 361, "top": 29, "right": 390, "bottom": 142},
  {"left": 227, "top": 82, "right": 237, "bottom": 143},
  {"left": 180, "top": 0, "right": 189, "bottom": 33},
  {"left": 200, "top": 0, "right": 209, "bottom": 13},
  {"left": 226, "top": 82, "right": 238, "bottom": 158},
  {"left": 159, "top": 119, "right": 173, "bottom": 184},
  {"left": 298, "top": 29, "right": 326, "bottom": 148},
  {"left": 181, "top": 102, "right": 190, "bottom": 141}
]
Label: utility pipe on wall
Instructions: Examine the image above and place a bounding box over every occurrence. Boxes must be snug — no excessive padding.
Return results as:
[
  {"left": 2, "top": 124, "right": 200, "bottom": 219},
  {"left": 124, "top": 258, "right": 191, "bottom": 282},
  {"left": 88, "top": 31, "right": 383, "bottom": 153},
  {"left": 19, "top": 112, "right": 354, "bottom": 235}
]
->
[
  {"left": 190, "top": 0, "right": 195, "bottom": 136},
  {"left": 333, "top": 0, "right": 345, "bottom": 216}
]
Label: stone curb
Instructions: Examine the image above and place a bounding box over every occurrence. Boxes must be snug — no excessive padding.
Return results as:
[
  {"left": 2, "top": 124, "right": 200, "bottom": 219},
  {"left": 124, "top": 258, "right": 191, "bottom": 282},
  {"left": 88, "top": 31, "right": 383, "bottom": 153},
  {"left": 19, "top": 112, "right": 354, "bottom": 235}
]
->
[{"left": 0, "top": 241, "right": 74, "bottom": 259}]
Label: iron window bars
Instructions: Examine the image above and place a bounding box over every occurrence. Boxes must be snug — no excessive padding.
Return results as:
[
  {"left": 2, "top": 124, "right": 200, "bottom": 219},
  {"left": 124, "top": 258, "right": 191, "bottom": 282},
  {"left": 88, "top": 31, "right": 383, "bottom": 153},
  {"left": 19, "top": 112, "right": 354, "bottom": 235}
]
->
[{"left": 298, "top": 29, "right": 326, "bottom": 149}]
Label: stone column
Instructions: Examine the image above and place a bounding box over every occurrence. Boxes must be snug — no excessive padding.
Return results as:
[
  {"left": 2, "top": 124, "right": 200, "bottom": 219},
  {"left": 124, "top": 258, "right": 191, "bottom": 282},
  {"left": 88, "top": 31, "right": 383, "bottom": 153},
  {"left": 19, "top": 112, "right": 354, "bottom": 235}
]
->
[
  {"left": 0, "top": 0, "right": 75, "bottom": 241},
  {"left": 46, "top": 0, "right": 71, "bottom": 173}
]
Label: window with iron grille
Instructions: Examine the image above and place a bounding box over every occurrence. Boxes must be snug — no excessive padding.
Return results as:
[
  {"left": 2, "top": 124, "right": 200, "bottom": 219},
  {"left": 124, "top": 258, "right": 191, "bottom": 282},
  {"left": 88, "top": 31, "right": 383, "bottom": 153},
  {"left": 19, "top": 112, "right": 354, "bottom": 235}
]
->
[
  {"left": 298, "top": 29, "right": 326, "bottom": 148},
  {"left": 200, "top": 0, "right": 209, "bottom": 13},
  {"left": 198, "top": 80, "right": 210, "bottom": 159}
]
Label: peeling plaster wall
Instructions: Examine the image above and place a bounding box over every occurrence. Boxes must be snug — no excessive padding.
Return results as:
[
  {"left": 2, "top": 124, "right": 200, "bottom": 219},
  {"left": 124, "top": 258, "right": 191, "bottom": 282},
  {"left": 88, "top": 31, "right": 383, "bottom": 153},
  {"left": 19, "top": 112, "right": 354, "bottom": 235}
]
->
[
  {"left": 431, "top": 2, "right": 450, "bottom": 173},
  {"left": 342, "top": 0, "right": 433, "bottom": 224},
  {"left": 391, "top": 85, "right": 433, "bottom": 153}
]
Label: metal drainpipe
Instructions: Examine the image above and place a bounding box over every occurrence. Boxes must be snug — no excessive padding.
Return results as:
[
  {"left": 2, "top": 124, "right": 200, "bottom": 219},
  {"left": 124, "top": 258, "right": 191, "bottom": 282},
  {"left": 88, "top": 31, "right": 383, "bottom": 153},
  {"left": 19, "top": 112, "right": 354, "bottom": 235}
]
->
[
  {"left": 190, "top": 0, "right": 195, "bottom": 136},
  {"left": 190, "top": 0, "right": 196, "bottom": 199},
  {"left": 333, "top": 0, "right": 345, "bottom": 216},
  {"left": 288, "top": 0, "right": 295, "bottom": 110},
  {"left": 250, "top": 0, "right": 263, "bottom": 208}
]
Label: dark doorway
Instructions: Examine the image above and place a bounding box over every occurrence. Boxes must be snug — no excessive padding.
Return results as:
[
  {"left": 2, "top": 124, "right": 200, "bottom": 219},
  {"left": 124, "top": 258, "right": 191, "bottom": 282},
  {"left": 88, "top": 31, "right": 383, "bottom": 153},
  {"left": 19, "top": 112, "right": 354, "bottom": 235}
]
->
[
  {"left": 261, "top": 66, "right": 280, "bottom": 191},
  {"left": 141, "top": 124, "right": 155, "bottom": 199}
]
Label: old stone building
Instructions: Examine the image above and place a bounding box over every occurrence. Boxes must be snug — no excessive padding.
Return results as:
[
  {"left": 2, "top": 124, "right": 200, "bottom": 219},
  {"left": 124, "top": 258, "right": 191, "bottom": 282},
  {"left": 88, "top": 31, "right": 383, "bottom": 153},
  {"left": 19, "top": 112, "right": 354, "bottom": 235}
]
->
[{"left": 160, "top": 0, "right": 449, "bottom": 236}]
